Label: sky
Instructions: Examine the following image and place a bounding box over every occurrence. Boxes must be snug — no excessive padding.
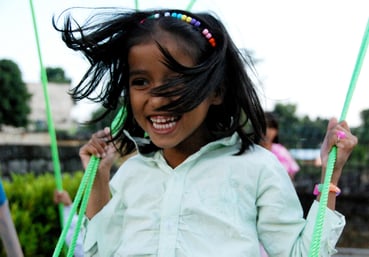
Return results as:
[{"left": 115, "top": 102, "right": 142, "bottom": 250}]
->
[{"left": 1, "top": 0, "right": 368, "bottom": 126}]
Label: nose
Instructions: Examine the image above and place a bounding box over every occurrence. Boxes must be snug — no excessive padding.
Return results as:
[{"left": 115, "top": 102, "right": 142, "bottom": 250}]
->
[{"left": 148, "top": 92, "right": 171, "bottom": 110}]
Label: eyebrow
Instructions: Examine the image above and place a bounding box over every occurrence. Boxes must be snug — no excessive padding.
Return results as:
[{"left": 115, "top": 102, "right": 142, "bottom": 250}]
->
[{"left": 129, "top": 69, "right": 147, "bottom": 77}]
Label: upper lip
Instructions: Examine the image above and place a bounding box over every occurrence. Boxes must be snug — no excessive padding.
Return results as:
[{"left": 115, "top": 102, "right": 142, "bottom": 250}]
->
[{"left": 150, "top": 115, "right": 178, "bottom": 123}]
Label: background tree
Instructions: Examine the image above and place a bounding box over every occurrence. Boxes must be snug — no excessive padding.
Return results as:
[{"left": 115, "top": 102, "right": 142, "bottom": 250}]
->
[
  {"left": 0, "top": 59, "right": 31, "bottom": 129},
  {"left": 297, "top": 116, "right": 328, "bottom": 148},
  {"left": 350, "top": 109, "right": 369, "bottom": 165},
  {"left": 73, "top": 106, "right": 119, "bottom": 140},
  {"left": 357, "top": 109, "right": 369, "bottom": 144},
  {"left": 270, "top": 103, "right": 365, "bottom": 166},
  {"left": 272, "top": 103, "right": 300, "bottom": 148},
  {"left": 46, "top": 67, "right": 71, "bottom": 84},
  {"left": 271, "top": 103, "right": 328, "bottom": 148}
]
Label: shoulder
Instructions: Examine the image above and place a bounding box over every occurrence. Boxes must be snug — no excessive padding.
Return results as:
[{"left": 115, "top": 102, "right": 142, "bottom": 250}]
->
[
  {"left": 241, "top": 144, "right": 282, "bottom": 167},
  {"left": 243, "top": 145, "right": 292, "bottom": 181},
  {"left": 215, "top": 144, "right": 288, "bottom": 180},
  {"left": 271, "top": 143, "right": 289, "bottom": 153},
  {"left": 271, "top": 143, "right": 293, "bottom": 159},
  {"left": 109, "top": 152, "right": 156, "bottom": 192},
  {"left": 215, "top": 145, "right": 294, "bottom": 197}
]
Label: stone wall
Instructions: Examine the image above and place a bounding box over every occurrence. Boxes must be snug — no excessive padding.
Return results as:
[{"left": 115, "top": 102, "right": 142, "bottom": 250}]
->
[{"left": 0, "top": 143, "right": 83, "bottom": 178}]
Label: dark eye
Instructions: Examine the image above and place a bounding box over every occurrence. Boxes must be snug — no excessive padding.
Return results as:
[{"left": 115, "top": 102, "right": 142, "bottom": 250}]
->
[{"left": 130, "top": 78, "right": 149, "bottom": 87}]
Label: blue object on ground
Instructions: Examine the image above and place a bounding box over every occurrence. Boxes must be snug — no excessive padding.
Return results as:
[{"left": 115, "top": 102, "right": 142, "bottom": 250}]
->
[{"left": 0, "top": 180, "right": 6, "bottom": 206}]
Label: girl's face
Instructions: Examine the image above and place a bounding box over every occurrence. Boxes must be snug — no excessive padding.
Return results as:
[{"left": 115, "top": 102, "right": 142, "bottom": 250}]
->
[
  {"left": 260, "top": 127, "right": 278, "bottom": 150},
  {"left": 128, "top": 34, "right": 222, "bottom": 167}
]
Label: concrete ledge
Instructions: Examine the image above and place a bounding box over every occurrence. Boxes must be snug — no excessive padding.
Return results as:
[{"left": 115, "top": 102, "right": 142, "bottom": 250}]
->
[
  {"left": 0, "top": 132, "right": 82, "bottom": 146},
  {"left": 0, "top": 132, "right": 50, "bottom": 145},
  {"left": 336, "top": 247, "right": 369, "bottom": 257}
]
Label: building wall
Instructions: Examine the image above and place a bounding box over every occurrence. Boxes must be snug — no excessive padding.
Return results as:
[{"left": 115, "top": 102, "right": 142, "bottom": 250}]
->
[{"left": 27, "top": 82, "right": 75, "bottom": 131}]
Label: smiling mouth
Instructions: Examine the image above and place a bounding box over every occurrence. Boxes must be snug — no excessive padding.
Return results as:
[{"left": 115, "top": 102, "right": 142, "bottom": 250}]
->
[{"left": 150, "top": 115, "right": 180, "bottom": 130}]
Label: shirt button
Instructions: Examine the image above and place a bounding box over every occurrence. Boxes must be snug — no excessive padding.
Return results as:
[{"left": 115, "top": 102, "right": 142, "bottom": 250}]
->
[{"left": 165, "top": 219, "right": 176, "bottom": 233}]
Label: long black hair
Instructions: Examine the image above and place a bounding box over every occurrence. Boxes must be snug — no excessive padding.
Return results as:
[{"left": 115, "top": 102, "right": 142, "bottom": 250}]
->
[{"left": 53, "top": 8, "right": 266, "bottom": 155}]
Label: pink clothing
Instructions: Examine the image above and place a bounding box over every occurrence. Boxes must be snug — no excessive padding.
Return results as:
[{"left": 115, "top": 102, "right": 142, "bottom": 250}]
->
[
  {"left": 260, "top": 244, "right": 268, "bottom": 257},
  {"left": 271, "top": 143, "right": 300, "bottom": 176}
]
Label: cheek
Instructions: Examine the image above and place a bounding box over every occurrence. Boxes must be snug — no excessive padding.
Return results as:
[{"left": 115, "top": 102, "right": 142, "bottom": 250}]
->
[
  {"left": 265, "top": 130, "right": 275, "bottom": 141},
  {"left": 129, "top": 92, "right": 141, "bottom": 117},
  {"left": 129, "top": 90, "right": 140, "bottom": 107}
]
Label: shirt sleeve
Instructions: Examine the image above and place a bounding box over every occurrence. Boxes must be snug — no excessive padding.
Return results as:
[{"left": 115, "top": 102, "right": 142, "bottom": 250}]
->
[
  {"left": 256, "top": 158, "right": 345, "bottom": 257},
  {"left": 302, "top": 201, "right": 345, "bottom": 256},
  {"left": 82, "top": 184, "right": 126, "bottom": 257},
  {"left": 63, "top": 206, "right": 85, "bottom": 257}
]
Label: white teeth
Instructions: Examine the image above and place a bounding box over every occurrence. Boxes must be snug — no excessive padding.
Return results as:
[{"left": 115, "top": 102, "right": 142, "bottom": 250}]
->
[
  {"left": 150, "top": 116, "right": 177, "bottom": 130},
  {"left": 150, "top": 116, "right": 176, "bottom": 123},
  {"left": 152, "top": 121, "right": 176, "bottom": 130}
]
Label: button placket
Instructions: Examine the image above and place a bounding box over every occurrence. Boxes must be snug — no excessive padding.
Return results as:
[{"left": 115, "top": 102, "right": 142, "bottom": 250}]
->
[{"left": 157, "top": 167, "right": 187, "bottom": 257}]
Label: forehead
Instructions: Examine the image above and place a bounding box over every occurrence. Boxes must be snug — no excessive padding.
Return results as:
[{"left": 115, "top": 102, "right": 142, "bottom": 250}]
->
[{"left": 128, "top": 32, "right": 196, "bottom": 68}]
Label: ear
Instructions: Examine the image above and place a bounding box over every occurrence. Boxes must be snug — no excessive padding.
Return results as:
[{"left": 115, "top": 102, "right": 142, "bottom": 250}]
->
[
  {"left": 210, "top": 86, "right": 225, "bottom": 105},
  {"left": 211, "top": 94, "right": 223, "bottom": 105}
]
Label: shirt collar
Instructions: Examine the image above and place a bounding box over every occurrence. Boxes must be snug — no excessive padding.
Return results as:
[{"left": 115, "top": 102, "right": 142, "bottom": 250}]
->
[{"left": 125, "top": 131, "right": 241, "bottom": 163}]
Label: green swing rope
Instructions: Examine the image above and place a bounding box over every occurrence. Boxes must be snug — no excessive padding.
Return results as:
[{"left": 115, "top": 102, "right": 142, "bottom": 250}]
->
[
  {"left": 186, "top": 0, "right": 197, "bottom": 11},
  {"left": 52, "top": 156, "right": 100, "bottom": 257},
  {"left": 28, "top": 0, "right": 64, "bottom": 225},
  {"left": 52, "top": 108, "right": 125, "bottom": 257},
  {"left": 134, "top": 0, "right": 139, "bottom": 10},
  {"left": 308, "top": 17, "right": 369, "bottom": 257}
]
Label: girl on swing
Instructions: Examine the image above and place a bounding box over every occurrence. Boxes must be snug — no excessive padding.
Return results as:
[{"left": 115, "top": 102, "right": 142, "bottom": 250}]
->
[{"left": 55, "top": 7, "right": 357, "bottom": 257}]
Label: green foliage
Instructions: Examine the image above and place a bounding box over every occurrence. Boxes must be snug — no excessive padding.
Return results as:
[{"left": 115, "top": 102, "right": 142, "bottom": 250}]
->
[
  {"left": 296, "top": 116, "right": 328, "bottom": 148},
  {"left": 0, "top": 59, "right": 31, "bottom": 129},
  {"left": 270, "top": 103, "right": 368, "bottom": 166},
  {"left": 46, "top": 67, "right": 71, "bottom": 84},
  {"left": 75, "top": 106, "right": 120, "bottom": 139},
  {"left": 272, "top": 103, "right": 329, "bottom": 148},
  {"left": 357, "top": 109, "right": 369, "bottom": 144},
  {"left": 1, "top": 172, "right": 83, "bottom": 256}
]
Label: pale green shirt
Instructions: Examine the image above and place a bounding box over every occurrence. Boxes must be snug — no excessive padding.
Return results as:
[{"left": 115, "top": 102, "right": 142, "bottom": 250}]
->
[{"left": 83, "top": 133, "right": 345, "bottom": 257}]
